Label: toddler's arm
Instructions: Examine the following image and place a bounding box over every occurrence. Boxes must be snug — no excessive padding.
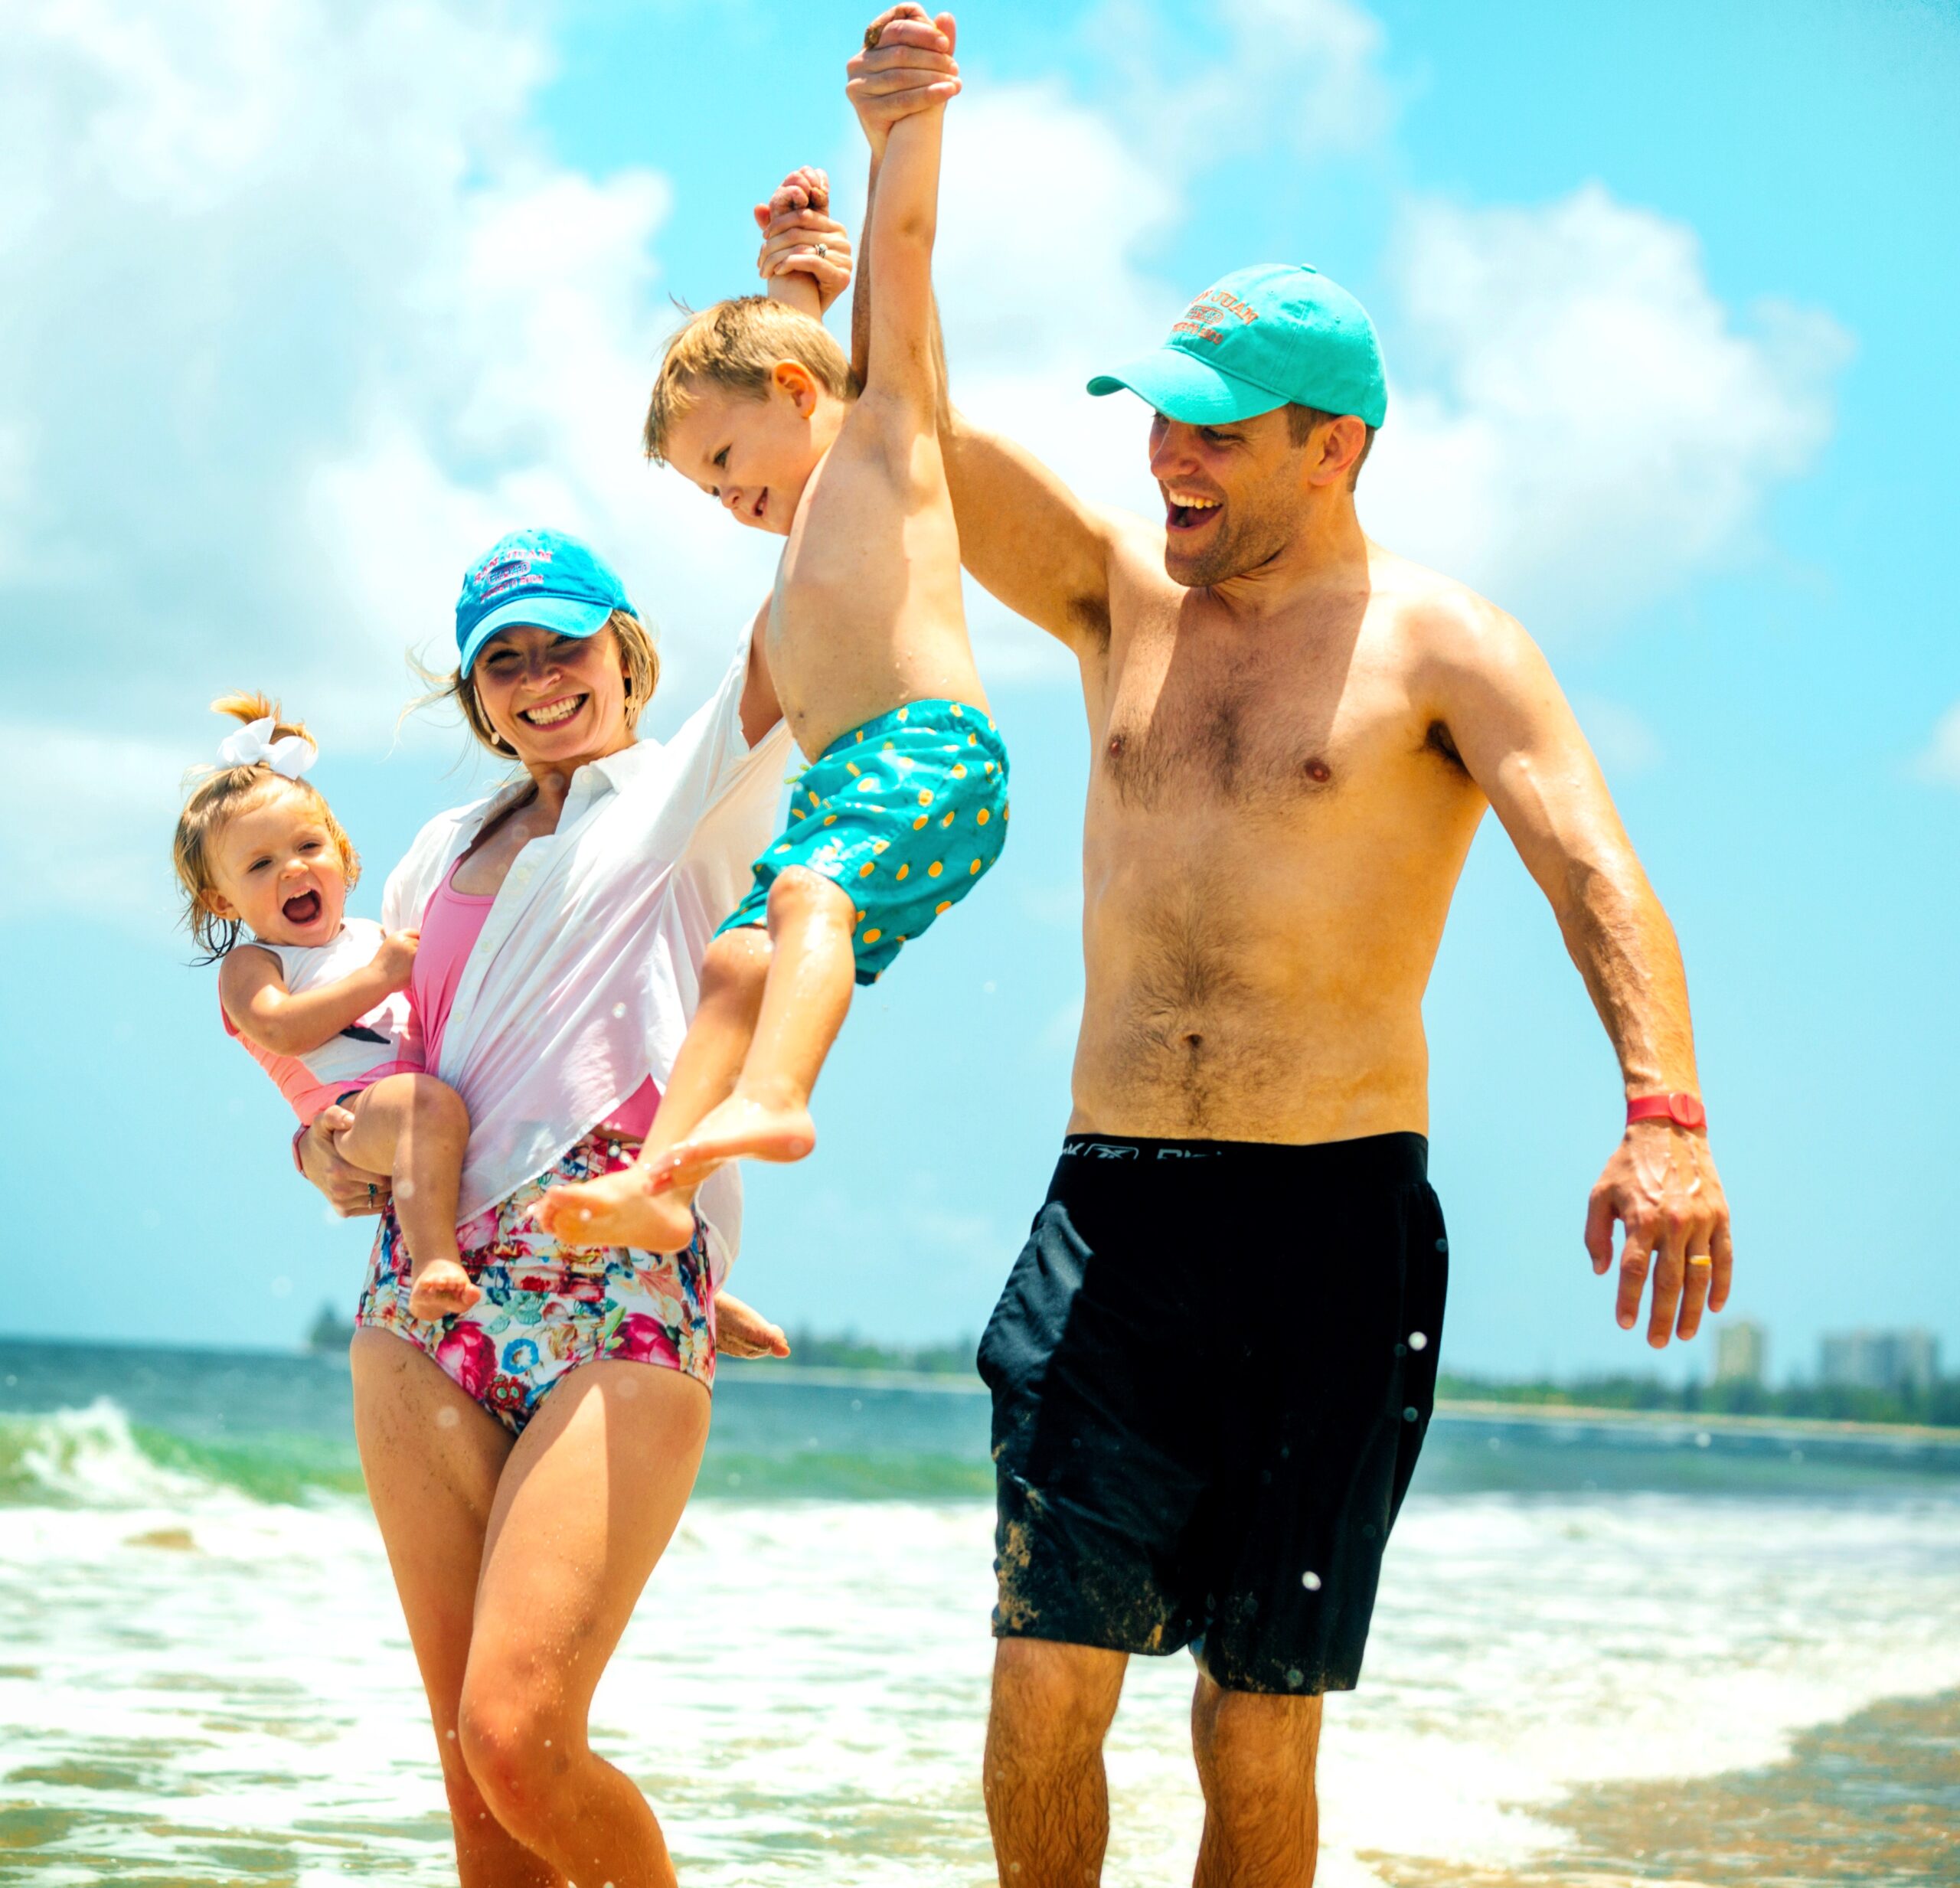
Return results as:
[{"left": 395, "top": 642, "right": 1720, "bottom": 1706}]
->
[
  {"left": 219, "top": 930, "right": 417, "bottom": 1057},
  {"left": 856, "top": 6, "right": 957, "bottom": 422}
]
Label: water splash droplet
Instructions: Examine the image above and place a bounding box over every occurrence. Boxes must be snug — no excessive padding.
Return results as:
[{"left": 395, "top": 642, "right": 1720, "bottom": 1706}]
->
[
  {"left": 1301, "top": 1570, "right": 1321, "bottom": 1591},
  {"left": 436, "top": 1406, "right": 459, "bottom": 1429},
  {"left": 1408, "top": 1330, "right": 1428, "bottom": 1351}
]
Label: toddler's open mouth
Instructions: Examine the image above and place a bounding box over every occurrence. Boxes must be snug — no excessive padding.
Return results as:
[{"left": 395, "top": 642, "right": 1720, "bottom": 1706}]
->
[{"left": 283, "top": 889, "right": 322, "bottom": 926}]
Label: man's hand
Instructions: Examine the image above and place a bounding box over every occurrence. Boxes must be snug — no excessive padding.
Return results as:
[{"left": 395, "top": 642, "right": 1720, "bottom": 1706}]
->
[
  {"left": 754, "top": 166, "right": 853, "bottom": 315},
  {"left": 373, "top": 928, "right": 419, "bottom": 994},
  {"left": 846, "top": 5, "right": 959, "bottom": 156},
  {"left": 1586, "top": 1122, "right": 1733, "bottom": 1347},
  {"left": 299, "top": 1105, "right": 391, "bottom": 1217}
]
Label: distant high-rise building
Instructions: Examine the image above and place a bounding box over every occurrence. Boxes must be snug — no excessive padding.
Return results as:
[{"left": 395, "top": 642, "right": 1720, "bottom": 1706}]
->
[
  {"left": 1715, "top": 1319, "right": 1767, "bottom": 1386},
  {"left": 1818, "top": 1328, "right": 1940, "bottom": 1394}
]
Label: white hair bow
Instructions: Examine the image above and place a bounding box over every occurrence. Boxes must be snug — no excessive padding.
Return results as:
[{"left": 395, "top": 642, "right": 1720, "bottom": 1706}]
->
[{"left": 217, "top": 716, "right": 318, "bottom": 779}]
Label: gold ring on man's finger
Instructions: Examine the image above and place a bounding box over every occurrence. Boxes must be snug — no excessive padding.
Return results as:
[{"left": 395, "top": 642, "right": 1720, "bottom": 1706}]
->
[{"left": 1686, "top": 1252, "right": 1712, "bottom": 1266}]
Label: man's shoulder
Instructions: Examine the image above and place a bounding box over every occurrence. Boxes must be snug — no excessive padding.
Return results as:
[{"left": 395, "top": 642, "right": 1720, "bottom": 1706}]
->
[{"left": 1367, "top": 544, "right": 1527, "bottom": 668}]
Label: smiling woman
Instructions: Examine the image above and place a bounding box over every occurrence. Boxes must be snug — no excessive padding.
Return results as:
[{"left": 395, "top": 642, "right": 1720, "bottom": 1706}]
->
[{"left": 277, "top": 524, "right": 797, "bottom": 1886}]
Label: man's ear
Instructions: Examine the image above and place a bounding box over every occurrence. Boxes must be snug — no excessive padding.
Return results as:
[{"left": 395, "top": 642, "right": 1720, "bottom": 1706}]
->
[
  {"left": 1306, "top": 414, "right": 1369, "bottom": 489},
  {"left": 773, "top": 358, "right": 820, "bottom": 415}
]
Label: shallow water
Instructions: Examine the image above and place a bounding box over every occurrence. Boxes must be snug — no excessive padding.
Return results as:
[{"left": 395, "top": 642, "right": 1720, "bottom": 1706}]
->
[{"left": 1, "top": 1341, "right": 1955, "bottom": 1885}]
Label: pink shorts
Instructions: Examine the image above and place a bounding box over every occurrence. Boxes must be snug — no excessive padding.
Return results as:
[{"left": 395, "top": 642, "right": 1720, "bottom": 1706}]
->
[{"left": 354, "top": 1130, "right": 716, "bottom": 1433}]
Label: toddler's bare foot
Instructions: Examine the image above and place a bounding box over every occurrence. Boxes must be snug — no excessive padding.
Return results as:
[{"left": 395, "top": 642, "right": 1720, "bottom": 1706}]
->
[
  {"left": 532, "top": 1164, "right": 701, "bottom": 1254},
  {"left": 714, "top": 1289, "right": 791, "bottom": 1360},
  {"left": 649, "top": 1094, "right": 817, "bottom": 1192},
  {"left": 408, "top": 1257, "right": 481, "bottom": 1321}
]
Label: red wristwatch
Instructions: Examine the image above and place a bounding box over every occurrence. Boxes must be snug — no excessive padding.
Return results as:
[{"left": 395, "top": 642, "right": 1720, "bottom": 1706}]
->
[{"left": 1626, "top": 1091, "right": 1707, "bottom": 1132}]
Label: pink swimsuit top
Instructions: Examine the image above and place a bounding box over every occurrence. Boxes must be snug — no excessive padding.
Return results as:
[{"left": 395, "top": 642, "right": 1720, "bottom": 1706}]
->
[{"left": 416, "top": 859, "right": 658, "bottom": 1141}]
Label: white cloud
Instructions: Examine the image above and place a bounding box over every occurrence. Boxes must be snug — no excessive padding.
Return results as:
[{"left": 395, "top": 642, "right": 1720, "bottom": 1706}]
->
[
  {"left": 1364, "top": 185, "right": 1851, "bottom": 626},
  {"left": 1913, "top": 702, "right": 1960, "bottom": 787},
  {"left": 2, "top": 0, "right": 776, "bottom": 765}
]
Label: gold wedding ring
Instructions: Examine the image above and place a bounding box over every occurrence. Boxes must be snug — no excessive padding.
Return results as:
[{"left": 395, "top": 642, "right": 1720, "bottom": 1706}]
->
[{"left": 1687, "top": 1253, "right": 1712, "bottom": 1266}]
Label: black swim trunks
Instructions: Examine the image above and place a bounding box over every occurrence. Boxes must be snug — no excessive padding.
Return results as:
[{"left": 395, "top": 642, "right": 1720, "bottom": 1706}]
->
[{"left": 978, "top": 1132, "right": 1447, "bottom": 1696}]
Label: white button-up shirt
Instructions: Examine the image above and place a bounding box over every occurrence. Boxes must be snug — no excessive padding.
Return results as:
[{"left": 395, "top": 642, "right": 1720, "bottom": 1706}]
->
[{"left": 381, "top": 629, "right": 792, "bottom": 1283}]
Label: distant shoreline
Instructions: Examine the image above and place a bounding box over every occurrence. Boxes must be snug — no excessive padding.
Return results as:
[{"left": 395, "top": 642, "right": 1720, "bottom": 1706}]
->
[
  {"left": 5, "top": 1331, "right": 1955, "bottom": 1449},
  {"left": 710, "top": 1359, "right": 1960, "bottom": 1450}
]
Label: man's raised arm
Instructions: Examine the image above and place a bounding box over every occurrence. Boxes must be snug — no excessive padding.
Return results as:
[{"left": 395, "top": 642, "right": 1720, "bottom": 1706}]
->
[
  {"left": 1420, "top": 594, "right": 1735, "bottom": 1350},
  {"left": 845, "top": 7, "right": 1118, "bottom": 650}
]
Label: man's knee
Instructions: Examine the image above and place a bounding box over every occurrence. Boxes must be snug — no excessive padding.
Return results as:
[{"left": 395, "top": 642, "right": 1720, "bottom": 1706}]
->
[
  {"left": 990, "top": 1638, "right": 1126, "bottom": 1762},
  {"left": 1191, "top": 1673, "right": 1322, "bottom": 1797}
]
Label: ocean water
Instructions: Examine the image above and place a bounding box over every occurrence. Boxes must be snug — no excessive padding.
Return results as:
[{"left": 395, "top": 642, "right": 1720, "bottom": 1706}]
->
[{"left": 2, "top": 1339, "right": 1957, "bottom": 1886}]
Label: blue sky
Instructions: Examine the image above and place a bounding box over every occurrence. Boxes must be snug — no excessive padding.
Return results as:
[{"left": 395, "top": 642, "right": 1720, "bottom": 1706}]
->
[{"left": 3, "top": 0, "right": 1956, "bottom": 1381}]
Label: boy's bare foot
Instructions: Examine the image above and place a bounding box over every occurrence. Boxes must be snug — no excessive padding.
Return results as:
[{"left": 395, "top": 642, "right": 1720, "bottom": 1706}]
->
[
  {"left": 532, "top": 1165, "right": 701, "bottom": 1255},
  {"left": 714, "top": 1289, "right": 791, "bottom": 1360},
  {"left": 408, "top": 1257, "right": 482, "bottom": 1321},
  {"left": 648, "top": 1094, "right": 818, "bottom": 1193}
]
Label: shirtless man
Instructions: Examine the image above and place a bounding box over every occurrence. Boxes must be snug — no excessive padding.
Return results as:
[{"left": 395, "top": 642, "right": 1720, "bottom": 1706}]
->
[{"left": 844, "top": 17, "right": 1734, "bottom": 1886}]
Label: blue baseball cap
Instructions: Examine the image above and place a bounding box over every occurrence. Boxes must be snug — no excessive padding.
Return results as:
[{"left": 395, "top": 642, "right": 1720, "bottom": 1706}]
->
[
  {"left": 1087, "top": 263, "right": 1387, "bottom": 430},
  {"left": 454, "top": 528, "right": 637, "bottom": 673}
]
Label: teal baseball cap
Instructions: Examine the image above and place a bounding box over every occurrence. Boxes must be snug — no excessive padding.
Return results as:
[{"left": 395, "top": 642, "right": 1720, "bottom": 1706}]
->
[
  {"left": 1087, "top": 264, "right": 1387, "bottom": 430},
  {"left": 455, "top": 528, "right": 636, "bottom": 673}
]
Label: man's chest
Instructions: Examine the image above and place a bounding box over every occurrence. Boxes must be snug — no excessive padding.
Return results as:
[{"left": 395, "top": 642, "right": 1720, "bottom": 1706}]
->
[{"left": 1090, "top": 609, "right": 1421, "bottom": 815}]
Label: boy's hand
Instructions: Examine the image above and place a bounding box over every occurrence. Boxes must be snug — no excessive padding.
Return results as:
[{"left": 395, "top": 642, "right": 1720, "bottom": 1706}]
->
[
  {"left": 374, "top": 928, "right": 420, "bottom": 992},
  {"left": 754, "top": 166, "right": 853, "bottom": 314},
  {"left": 847, "top": 6, "right": 959, "bottom": 156}
]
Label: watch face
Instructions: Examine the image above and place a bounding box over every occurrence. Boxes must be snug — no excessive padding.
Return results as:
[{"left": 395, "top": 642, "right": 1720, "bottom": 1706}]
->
[{"left": 1670, "top": 1092, "right": 1707, "bottom": 1129}]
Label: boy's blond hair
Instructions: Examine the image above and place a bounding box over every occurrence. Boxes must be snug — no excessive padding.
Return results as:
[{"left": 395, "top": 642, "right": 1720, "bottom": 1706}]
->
[
  {"left": 174, "top": 693, "right": 360, "bottom": 962},
  {"left": 643, "top": 296, "right": 858, "bottom": 465}
]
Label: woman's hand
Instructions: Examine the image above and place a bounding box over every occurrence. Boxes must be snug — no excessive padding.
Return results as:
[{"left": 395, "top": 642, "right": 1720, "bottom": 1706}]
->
[
  {"left": 299, "top": 1105, "right": 391, "bottom": 1217},
  {"left": 754, "top": 166, "right": 854, "bottom": 315}
]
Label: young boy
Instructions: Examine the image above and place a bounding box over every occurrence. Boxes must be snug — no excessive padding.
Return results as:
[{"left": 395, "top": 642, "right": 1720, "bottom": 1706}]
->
[{"left": 538, "top": 7, "right": 1003, "bottom": 1254}]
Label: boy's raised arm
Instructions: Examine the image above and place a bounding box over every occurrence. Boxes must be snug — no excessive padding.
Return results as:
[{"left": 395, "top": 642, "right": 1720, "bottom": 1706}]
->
[
  {"left": 847, "top": 9, "right": 1119, "bottom": 647},
  {"left": 857, "top": 5, "right": 957, "bottom": 417}
]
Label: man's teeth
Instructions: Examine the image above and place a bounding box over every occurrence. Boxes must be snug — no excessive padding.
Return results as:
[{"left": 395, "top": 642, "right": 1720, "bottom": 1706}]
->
[
  {"left": 1171, "top": 493, "right": 1220, "bottom": 511},
  {"left": 522, "top": 697, "right": 582, "bottom": 727}
]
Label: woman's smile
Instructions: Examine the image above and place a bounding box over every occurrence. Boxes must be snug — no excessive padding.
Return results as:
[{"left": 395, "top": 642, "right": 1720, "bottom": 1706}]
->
[{"left": 518, "top": 691, "right": 587, "bottom": 730}]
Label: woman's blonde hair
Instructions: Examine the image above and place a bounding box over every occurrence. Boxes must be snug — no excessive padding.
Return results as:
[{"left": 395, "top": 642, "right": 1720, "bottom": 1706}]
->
[
  {"left": 416, "top": 608, "right": 660, "bottom": 759},
  {"left": 173, "top": 693, "right": 360, "bottom": 962}
]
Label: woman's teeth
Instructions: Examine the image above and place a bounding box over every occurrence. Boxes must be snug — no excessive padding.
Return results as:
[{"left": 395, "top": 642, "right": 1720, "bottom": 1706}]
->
[{"left": 521, "top": 696, "right": 583, "bottom": 728}]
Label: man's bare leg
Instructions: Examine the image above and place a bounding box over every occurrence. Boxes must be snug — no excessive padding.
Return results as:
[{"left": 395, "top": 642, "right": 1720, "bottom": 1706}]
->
[
  {"left": 985, "top": 1638, "right": 1128, "bottom": 1887},
  {"left": 534, "top": 926, "right": 773, "bottom": 1253},
  {"left": 335, "top": 1074, "right": 479, "bottom": 1320},
  {"left": 1191, "top": 1671, "right": 1322, "bottom": 1888},
  {"left": 646, "top": 865, "right": 856, "bottom": 1190}
]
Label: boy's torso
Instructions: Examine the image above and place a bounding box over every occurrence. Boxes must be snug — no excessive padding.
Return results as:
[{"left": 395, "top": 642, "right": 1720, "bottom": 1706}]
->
[{"left": 766, "top": 398, "right": 988, "bottom": 761}]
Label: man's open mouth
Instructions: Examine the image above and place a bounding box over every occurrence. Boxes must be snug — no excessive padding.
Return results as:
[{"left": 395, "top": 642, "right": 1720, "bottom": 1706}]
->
[
  {"left": 519, "top": 694, "right": 586, "bottom": 730},
  {"left": 1165, "top": 491, "right": 1222, "bottom": 533},
  {"left": 283, "top": 889, "right": 323, "bottom": 926}
]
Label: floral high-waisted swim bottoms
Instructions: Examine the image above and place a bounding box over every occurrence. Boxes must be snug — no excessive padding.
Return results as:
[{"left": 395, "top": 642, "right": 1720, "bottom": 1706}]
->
[{"left": 355, "top": 1130, "right": 716, "bottom": 1433}]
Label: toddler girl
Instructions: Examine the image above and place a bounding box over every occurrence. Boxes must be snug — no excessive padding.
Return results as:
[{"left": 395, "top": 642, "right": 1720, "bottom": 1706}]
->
[{"left": 175, "top": 694, "right": 478, "bottom": 1321}]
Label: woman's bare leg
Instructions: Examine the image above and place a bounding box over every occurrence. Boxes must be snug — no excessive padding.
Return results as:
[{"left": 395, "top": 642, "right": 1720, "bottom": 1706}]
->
[
  {"left": 652, "top": 865, "right": 857, "bottom": 1187},
  {"left": 534, "top": 926, "right": 772, "bottom": 1253},
  {"left": 348, "top": 1330, "right": 548, "bottom": 1887},
  {"left": 456, "top": 1360, "right": 712, "bottom": 1888},
  {"left": 338, "top": 1076, "right": 479, "bottom": 1318}
]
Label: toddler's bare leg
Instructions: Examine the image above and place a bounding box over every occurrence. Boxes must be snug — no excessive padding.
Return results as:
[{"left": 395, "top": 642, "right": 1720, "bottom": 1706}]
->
[
  {"left": 653, "top": 867, "right": 855, "bottom": 1187},
  {"left": 335, "top": 1076, "right": 479, "bottom": 1321},
  {"left": 534, "top": 926, "right": 772, "bottom": 1253}
]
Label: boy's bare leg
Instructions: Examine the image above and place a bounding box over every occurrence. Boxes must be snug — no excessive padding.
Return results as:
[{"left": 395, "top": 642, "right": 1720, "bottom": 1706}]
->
[
  {"left": 534, "top": 925, "right": 772, "bottom": 1253},
  {"left": 649, "top": 867, "right": 856, "bottom": 1190},
  {"left": 335, "top": 1074, "right": 479, "bottom": 1321}
]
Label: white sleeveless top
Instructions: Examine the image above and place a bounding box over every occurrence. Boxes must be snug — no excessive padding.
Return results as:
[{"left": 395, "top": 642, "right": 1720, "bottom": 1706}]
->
[{"left": 223, "top": 919, "right": 421, "bottom": 1122}]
